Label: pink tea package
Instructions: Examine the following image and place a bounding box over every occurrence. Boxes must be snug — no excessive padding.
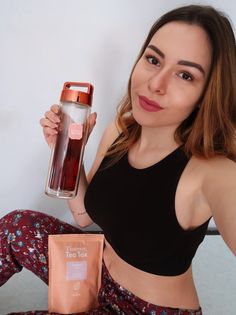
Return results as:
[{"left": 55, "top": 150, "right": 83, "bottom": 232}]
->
[{"left": 48, "top": 233, "right": 104, "bottom": 314}]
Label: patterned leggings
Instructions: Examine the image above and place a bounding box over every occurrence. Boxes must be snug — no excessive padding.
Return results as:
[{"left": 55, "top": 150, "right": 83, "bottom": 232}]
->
[{"left": 0, "top": 210, "right": 202, "bottom": 315}]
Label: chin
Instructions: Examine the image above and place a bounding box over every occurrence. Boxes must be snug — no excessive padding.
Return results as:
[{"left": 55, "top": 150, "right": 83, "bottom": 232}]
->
[
  {"left": 132, "top": 110, "right": 157, "bottom": 128},
  {"left": 132, "top": 108, "right": 144, "bottom": 124}
]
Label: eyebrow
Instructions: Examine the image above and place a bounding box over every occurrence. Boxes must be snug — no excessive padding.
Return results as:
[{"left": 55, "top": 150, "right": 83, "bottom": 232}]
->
[{"left": 147, "top": 44, "right": 205, "bottom": 76}]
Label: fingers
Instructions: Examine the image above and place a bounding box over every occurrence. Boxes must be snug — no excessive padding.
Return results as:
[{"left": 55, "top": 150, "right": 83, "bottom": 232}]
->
[
  {"left": 44, "top": 108, "right": 60, "bottom": 124},
  {"left": 88, "top": 112, "right": 97, "bottom": 134},
  {"left": 43, "top": 125, "right": 58, "bottom": 136},
  {"left": 39, "top": 105, "right": 61, "bottom": 147},
  {"left": 40, "top": 104, "right": 97, "bottom": 145},
  {"left": 39, "top": 104, "right": 60, "bottom": 129},
  {"left": 89, "top": 112, "right": 97, "bottom": 127},
  {"left": 50, "top": 104, "right": 60, "bottom": 114},
  {"left": 40, "top": 117, "right": 58, "bottom": 129}
]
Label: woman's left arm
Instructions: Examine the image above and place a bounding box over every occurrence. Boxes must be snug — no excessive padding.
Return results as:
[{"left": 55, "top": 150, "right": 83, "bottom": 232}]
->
[{"left": 203, "top": 158, "right": 236, "bottom": 255}]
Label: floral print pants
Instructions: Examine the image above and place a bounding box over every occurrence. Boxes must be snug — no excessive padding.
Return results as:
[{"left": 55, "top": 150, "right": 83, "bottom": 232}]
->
[{"left": 0, "top": 210, "right": 202, "bottom": 315}]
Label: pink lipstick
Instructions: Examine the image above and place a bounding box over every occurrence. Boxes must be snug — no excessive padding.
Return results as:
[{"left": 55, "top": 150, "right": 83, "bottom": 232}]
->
[{"left": 138, "top": 95, "right": 163, "bottom": 112}]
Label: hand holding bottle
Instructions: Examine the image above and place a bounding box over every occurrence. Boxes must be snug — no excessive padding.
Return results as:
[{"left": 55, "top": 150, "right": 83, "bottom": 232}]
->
[
  {"left": 40, "top": 105, "right": 97, "bottom": 148},
  {"left": 40, "top": 104, "right": 60, "bottom": 148}
]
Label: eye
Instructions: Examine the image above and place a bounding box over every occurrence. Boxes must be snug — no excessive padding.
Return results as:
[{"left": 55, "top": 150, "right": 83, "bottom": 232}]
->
[
  {"left": 145, "top": 55, "right": 160, "bottom": 66},
  {"left": 178, "top": 72, "right": 194, "bottom": 81}
]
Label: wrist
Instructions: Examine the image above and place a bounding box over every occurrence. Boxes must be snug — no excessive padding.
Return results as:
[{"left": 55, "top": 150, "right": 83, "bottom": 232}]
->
[{"left": 71, "top": 210, "right": 87, "bottom": 216}]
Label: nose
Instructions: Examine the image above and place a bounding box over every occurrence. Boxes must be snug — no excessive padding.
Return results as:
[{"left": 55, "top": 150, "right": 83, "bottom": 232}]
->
[{"left": 148, "top": 70, "right": 169, "bottom": 94}]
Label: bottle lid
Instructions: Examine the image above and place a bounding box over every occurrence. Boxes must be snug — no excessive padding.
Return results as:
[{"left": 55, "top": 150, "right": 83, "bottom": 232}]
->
[{"left": 60, "top": 82, "right": 93, "bottom": 106}]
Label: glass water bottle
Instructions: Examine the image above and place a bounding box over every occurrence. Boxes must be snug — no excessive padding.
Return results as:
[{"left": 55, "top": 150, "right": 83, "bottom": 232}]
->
[{"left": 45, "top": 81, "right": 94, "bottom": 199}]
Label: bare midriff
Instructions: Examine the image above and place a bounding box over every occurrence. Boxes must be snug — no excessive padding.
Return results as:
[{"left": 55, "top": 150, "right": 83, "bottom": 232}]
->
[{"left": 103, "top": 239, "right": 200, "bottom": 310}]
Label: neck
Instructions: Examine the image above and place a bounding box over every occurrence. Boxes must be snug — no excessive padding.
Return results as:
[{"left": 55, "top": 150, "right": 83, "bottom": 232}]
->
[{"left": 137, "top": 125, "right": 179, "bottom": 152}]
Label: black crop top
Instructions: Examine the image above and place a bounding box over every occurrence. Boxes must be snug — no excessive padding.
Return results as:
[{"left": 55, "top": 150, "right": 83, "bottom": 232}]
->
[{"left": 84, "top": 145, "right": 210, "bottom": 276}]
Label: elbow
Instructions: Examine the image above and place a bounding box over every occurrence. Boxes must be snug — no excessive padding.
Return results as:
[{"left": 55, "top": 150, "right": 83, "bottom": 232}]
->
[
  {"left": 231, "top": 246, "right": 236, "bottom": 257},
  {"left": 75, "top": 215, "right": 94, "bottom": 229},
  {"left": 78, "top": 221, "right": 92, "bottom": 228},
  {"left": 225, "top": 240, "right": 236, "bottom": 257}
]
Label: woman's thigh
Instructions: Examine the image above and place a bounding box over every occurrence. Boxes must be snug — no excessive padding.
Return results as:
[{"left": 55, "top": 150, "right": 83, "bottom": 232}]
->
[{"left": 0, "top": 209, "right": 82, "bottom": 285}]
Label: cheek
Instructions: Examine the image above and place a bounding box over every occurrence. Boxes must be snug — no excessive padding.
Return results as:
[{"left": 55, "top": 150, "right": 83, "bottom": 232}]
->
[
  {"left": 130, "top": 71, "right": 140, "bottom": 103},
  {"left": 130, "top": 62, "right": 147, "bottom": 88},
  {"left": 170, "top": 102, "right": 197, "bottom": 124},
  {"left": 171, "top": 84, "right": 203, "bottom": 110},
  {"left": 130, "top": 70, "right": 140, "bottom": 90}
]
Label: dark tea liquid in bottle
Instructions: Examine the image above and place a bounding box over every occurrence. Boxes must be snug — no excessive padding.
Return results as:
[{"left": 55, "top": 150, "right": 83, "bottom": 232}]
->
[{"left": 48, "top": 112, "right": 86, "bottom": 192}]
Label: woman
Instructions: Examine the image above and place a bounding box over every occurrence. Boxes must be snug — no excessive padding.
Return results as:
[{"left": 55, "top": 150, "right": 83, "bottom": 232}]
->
[{"left": 1, "top": 4, "right": 236, "bottom": 315}]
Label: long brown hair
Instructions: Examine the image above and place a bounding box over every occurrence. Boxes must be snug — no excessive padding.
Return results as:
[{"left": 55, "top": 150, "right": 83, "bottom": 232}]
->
[{"left": 107, "top": 5, "right": 236, "bottom": 164}]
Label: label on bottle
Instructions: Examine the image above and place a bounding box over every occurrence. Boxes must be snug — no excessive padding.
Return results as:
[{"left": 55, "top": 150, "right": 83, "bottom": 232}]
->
[{"left": 69, "top": 123, "right": 83, "bottom": 140}]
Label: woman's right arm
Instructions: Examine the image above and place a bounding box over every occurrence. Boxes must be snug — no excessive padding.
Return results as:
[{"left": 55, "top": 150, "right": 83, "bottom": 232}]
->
[{"left": 40, "top": 104, "right": 120, "bottom": 228}]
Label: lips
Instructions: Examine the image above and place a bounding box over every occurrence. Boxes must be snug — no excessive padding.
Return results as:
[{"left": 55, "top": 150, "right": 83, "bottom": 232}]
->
[{"left": 138, "top": 95, "right": 163, "bottom": 112}]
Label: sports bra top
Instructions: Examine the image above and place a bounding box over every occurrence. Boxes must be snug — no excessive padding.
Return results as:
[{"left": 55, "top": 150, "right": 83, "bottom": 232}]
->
[{"left": 84, "top": 144, "right": 210, "bottom": 276}]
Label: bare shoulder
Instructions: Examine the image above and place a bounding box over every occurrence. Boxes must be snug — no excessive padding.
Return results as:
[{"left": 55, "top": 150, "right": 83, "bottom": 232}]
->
[
  {"left": 187, "top": 155, "right": 236, "bottom": 206},
  {"left": 190, "top": 154, "right": 236, "bottom": 176},
  {"left": 103, "top": 119, "right": 121, "bottom": 142},
  {"left": 202, "top": 156, "right": 236, "bottom": 206},
  {"left": 87, "top": 119, "right": 121, "bottom": 182},
  {"left": 97, "top": 119, "right": 121, "bottom": 155},
  {"left": 197, "top": 156, "right": 236, "bottom": 255},
  {"left": 200, "top": 156, "right": 236, "bottom": 184}
]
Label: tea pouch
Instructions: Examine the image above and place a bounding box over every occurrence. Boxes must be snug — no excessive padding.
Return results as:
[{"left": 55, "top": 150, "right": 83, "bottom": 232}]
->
[{"left": 48, "top": 233, "right": 104, "bottom": 314}]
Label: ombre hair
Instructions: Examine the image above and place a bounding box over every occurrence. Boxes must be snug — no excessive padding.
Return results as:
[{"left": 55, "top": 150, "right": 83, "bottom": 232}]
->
[{"left": 107, "top": 5, "right": 236, "bottom": 164}]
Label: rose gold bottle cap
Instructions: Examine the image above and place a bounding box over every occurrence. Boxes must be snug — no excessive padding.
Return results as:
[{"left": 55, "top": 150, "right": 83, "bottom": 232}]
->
[{"left": 60, "top": 82, "right": 94, "bottom": 106}]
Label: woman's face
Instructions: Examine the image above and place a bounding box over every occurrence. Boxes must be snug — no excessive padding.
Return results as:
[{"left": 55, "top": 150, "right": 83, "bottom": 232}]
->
[{"left": 130, "top": 21, "right": 212, "bottom": 129}]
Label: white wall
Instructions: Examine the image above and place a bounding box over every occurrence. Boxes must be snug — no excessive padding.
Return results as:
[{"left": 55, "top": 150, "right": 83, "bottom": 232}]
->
[
  {"left": 0, "top": 0, "right": 235, "bottom": 313},
  {"left": 1, "top": 0, "right": 236, "bottom": 223},
  {"left": 0, "top": 0, "right": 173, "bottom": 224}
]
